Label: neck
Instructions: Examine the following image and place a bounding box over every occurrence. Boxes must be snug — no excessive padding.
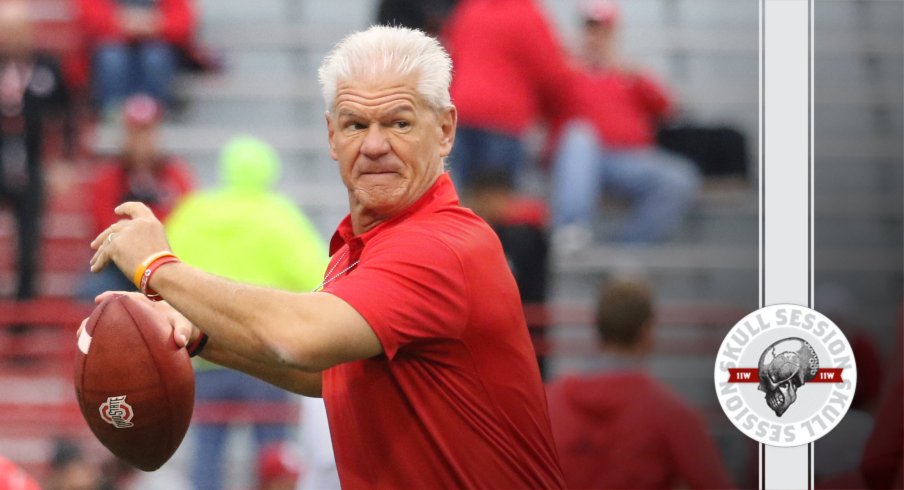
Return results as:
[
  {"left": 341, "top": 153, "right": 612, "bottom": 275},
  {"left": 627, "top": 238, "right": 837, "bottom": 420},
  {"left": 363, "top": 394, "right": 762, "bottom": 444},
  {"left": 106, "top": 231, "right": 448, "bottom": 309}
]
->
[
  {"left": 601, "top": 344, "right": 645, "bottom": 358},
  {"left": 349, "top": 205, "right": 386, "bottom": 236}
]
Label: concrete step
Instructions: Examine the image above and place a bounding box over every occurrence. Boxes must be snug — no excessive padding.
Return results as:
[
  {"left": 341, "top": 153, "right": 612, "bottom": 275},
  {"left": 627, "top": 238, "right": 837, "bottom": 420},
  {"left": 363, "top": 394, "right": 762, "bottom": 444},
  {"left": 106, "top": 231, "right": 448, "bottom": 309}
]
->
[
  {"left": 197, "top": 20, "right": 902, "bottom": 59},
  {"left": 91, "top": 124, "right": 325, "bottom": 154},
  {"left": 196, "top": 0, "right": 294, "bottom": 24},
  {"left": 553, "top": 243, "right": 899, "bottom": 274}
]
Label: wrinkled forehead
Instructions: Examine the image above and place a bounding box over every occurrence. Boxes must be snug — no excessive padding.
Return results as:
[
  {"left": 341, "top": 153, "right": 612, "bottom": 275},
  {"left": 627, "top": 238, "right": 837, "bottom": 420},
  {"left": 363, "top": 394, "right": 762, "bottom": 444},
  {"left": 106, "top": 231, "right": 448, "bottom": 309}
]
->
[{"left": 332, "top": 72, "right": 427, "bottom": 114}]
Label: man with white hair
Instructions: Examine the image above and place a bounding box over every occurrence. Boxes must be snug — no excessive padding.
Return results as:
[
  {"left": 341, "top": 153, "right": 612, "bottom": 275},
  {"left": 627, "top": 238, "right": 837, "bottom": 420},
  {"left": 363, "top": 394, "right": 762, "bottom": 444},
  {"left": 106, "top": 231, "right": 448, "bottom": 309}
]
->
[{"left": 87, "top": 26, "right": 565, "bottom": 489}]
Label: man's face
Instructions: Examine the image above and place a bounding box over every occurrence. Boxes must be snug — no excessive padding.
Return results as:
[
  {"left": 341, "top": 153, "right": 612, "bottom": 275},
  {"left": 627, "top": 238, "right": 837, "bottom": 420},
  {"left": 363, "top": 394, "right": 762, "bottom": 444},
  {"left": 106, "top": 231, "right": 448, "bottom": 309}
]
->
[
  {"left": 124, "top": 124, "right": 159, "bottom": 168},
  {"left": 582, "top": 21, "right": 618, "bottom": 66},
  {"left": 326, "top": 73, "right": 456, "bottom": 222}
]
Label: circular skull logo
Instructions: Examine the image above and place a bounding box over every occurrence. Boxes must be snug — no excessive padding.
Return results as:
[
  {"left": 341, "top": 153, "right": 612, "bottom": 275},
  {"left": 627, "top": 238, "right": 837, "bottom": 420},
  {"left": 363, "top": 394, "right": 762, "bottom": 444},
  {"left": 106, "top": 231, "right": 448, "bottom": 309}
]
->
[{"left": 714, "top": 304, "right": 857, "bottom": 447}]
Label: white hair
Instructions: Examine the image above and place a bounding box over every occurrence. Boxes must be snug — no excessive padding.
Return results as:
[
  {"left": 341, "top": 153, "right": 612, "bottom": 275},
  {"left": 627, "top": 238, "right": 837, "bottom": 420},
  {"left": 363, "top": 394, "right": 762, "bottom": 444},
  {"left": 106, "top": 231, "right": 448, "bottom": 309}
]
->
[{"left": 318, "top": 25, "right": 453, "bottom": 113}]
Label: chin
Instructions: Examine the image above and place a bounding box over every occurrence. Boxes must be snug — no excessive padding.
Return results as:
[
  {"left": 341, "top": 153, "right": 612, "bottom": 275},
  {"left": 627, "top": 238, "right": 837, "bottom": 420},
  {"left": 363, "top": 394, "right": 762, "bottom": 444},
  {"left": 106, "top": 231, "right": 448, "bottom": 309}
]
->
[{"left": 355, "top": 186, "right": 408, "bottom": 212}]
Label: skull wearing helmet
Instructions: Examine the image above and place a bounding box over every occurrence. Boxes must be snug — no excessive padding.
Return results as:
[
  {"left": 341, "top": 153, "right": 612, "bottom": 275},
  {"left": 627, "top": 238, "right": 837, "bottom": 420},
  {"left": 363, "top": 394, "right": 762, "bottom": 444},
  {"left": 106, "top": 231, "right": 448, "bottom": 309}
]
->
[{"left": 757, "top": 337, "right": 819, "bottom": 417}]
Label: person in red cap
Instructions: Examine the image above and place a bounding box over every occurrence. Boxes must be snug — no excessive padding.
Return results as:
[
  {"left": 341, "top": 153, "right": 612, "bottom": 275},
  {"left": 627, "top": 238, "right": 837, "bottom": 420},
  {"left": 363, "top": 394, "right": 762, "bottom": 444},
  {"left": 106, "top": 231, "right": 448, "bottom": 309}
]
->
[
  {"left": 79, "top": 93, "right": 193, "bottom": 299},
  {"left": 549, "top": 0, "right": 701, "bottom": 249}
]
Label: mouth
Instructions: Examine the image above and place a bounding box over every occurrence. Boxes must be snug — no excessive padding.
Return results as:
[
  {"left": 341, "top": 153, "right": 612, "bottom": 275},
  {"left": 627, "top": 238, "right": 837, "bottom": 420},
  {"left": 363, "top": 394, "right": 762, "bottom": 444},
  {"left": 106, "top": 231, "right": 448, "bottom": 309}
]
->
[
  {"left": 359, "top": 170, "right": 400, "bottom": 180},
  {"left": 767, "top": 392, "right": 784, "bottom": 410}
]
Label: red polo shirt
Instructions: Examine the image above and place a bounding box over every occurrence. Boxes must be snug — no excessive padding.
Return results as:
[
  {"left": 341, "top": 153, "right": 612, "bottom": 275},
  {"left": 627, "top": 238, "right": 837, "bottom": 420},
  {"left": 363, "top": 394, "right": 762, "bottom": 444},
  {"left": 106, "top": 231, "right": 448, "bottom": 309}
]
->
[{"left": 322, "top": 174, "right": 565, "bottom": 489}]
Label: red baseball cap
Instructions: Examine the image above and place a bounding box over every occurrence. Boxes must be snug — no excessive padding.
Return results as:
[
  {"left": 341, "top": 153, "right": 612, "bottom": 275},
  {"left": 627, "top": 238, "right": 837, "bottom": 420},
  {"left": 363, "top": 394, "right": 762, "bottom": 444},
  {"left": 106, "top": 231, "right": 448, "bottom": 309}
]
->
[
  {"left": 581, "top": 0, "right": 620, "bottom": 26},
  {"left": 123, "top": 94, "right": 163, "bottom": 126}
]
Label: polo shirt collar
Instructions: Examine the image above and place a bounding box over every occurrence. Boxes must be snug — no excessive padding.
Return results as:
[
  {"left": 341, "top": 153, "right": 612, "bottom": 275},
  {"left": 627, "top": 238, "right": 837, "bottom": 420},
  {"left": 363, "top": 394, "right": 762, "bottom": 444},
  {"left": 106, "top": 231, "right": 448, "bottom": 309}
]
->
[{"left": 328, "top": 172, "right": 459, "bottom": 256}]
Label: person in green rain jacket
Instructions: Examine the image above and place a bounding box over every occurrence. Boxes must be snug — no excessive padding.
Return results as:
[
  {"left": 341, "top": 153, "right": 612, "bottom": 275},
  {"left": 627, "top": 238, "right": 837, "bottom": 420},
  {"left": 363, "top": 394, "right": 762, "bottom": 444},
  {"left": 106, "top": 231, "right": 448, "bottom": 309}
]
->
[{"left": 166, "top": 136, "right": 328, "bottom": 490}]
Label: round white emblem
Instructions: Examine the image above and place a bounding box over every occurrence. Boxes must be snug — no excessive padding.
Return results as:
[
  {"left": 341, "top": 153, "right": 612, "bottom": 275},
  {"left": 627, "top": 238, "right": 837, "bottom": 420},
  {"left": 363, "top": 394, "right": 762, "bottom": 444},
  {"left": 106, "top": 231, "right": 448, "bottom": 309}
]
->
[{"left": 713, "top": 304, "right": 857, "bottom": 447}]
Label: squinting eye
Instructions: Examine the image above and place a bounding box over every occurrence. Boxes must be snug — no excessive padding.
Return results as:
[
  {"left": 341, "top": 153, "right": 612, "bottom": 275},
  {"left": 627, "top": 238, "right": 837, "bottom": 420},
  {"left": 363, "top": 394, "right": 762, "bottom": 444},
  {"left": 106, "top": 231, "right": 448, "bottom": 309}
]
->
[{"left": 393, "top": 120, "right": 411, "bottom": 129}]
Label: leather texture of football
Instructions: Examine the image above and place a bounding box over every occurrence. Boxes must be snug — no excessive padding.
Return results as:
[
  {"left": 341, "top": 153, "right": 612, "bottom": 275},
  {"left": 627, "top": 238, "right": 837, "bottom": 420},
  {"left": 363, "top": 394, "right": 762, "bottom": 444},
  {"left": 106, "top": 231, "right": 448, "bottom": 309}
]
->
[{"left": 74, "top": 294, "right": 195, "bottom": 471}]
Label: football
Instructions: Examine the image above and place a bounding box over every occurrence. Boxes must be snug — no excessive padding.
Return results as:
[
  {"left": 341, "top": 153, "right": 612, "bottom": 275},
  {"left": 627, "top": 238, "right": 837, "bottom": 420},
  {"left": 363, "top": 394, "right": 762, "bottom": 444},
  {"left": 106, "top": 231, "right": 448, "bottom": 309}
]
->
[{"left": 74, "top": 294, "right": 195, "bottom": 471}]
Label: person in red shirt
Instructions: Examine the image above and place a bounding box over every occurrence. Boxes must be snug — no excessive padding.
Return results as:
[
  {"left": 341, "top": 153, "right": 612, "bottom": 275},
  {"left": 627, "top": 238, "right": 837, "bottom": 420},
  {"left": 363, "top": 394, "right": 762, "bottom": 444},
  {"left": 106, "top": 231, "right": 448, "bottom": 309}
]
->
[
  {"left": 77, "top": 0, "right": 195, "bottom": 116},
  {"left": 444, "top": 0, "right": 578, "bottom": 191},
  {"left": 546, "top": 278, "right": 734, "bottom": 489},
  {"left": 550, "top": 0, "right": 701, "bottom": 249},
  {"left": 79, "top": 93, "right": 192, "bottom": 299},
  {"left": 86, "top": 26, "right": 565, "bottom": 489}
]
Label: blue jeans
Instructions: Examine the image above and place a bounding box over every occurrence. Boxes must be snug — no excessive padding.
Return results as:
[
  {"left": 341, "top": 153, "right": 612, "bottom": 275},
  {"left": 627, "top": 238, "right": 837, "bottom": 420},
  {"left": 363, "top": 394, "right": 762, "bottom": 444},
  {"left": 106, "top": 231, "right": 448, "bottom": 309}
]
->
[
  {"left": 551, "top": 121, "right": 701, "bottom": 243},
  {"left": 449, "top": 126, "right": 524, "bottom": 191},
  {"left": 93, "top": 41, "right": 177, "bottom": 113},
  {"left": 192, "top": 368, "right": 291, "bottom": 490}
]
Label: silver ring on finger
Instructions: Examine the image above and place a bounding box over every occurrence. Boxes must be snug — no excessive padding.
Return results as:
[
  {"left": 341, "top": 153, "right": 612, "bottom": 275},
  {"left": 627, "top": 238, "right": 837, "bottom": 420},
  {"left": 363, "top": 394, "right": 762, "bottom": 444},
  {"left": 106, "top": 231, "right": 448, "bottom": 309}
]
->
[{"left": 107, "top": 233, "right": 116, "bottom": 244}]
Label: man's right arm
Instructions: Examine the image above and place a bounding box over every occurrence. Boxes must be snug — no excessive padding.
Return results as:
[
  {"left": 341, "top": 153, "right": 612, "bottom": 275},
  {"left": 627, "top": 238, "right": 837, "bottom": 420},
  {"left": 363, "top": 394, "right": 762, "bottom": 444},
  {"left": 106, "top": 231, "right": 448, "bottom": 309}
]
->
[{"left": 96, "top": 291, "right": 325, "bottom": 397}]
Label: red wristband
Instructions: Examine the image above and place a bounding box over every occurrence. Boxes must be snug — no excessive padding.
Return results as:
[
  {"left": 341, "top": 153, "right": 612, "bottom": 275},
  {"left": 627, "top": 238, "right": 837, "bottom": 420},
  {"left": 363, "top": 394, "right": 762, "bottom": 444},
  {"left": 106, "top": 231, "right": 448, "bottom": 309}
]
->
[{"left": 140, "top": 255, "right": 180, "bottom": 301}]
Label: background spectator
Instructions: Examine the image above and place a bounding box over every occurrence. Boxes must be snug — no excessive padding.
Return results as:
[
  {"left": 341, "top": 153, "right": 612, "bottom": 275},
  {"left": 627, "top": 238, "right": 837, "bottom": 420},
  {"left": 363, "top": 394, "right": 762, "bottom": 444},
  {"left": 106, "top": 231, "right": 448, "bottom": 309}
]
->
[
  {"left": 546, "top": 277, "right": 734, "bottom": 489},
  {"left": 44, "top": 439, "right": 104, "bottom": 490},
  {"left": 443, "top": 0, "right": 577, "bottom": 192},
  {"left": 0, "top": 0, "right": 76, "bottom": 302},
  {"left": 550, "top": 0, "right": 700, "bottom": 250},
  {"left": 77, "top": 0, "right": 195, "bottom": 117},
  {"left": 79, "top": 93, "right": 193, "bottom": 299},
  {"left": 465, "top": 169, "right": 550, "bottom": 378},
  {"left": 164, "top": 136, "right": 327, "bottom": 490}
]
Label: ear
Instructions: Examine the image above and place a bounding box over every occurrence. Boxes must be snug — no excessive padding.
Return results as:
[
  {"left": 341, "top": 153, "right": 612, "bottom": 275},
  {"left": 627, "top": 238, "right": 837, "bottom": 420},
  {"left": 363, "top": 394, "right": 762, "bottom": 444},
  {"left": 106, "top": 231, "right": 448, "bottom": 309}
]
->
[
  {"left": 437, "top": 106, "right": 457, "bottom": 158},
  {"left": 325, "top": 111, "right": 338, "bottom": 161}
]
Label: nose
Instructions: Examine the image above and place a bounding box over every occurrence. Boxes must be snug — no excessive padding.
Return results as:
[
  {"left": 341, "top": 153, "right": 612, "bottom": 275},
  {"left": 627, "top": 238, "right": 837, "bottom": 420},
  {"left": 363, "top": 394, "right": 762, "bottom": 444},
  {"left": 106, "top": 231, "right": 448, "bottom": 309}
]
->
[{"left": 360, "top": 124, "right": 391, "bottom": 159}]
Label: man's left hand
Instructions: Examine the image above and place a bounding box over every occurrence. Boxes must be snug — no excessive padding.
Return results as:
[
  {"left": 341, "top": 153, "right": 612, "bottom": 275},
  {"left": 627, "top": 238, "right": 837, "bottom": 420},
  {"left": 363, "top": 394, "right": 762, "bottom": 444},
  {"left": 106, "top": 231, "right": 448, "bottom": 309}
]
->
[{"left": 89, "top": 201, "right": 172, "bottom": 277}]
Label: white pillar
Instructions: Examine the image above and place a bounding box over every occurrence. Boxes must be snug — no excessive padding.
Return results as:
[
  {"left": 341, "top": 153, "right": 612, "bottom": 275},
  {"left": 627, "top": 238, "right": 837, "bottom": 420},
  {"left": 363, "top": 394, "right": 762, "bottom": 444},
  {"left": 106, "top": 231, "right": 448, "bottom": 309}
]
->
[{"left": 760, "top": 0, "right": 813, "bottom": 488}]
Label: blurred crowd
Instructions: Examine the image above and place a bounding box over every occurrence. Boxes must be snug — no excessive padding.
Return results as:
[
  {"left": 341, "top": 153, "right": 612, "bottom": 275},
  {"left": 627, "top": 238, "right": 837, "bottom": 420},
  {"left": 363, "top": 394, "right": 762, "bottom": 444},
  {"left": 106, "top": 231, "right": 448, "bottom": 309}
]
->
[{"left": 0, "top": 0, "right": 899, "bottom": 489}]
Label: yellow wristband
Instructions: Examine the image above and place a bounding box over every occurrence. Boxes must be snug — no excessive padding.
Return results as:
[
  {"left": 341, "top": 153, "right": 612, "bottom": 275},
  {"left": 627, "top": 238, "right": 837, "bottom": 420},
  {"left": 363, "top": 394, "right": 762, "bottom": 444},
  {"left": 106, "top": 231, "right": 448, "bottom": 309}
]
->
[{"left": 133, "top": 251, "right": 177, "bottom": 289}]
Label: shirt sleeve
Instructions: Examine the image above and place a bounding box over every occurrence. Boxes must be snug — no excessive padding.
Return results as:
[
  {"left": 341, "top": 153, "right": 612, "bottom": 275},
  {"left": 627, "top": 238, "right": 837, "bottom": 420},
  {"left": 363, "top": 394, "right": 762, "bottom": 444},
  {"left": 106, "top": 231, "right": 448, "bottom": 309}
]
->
[{"left": 324, "top": 231, "right": 470, "bottom": 360}]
